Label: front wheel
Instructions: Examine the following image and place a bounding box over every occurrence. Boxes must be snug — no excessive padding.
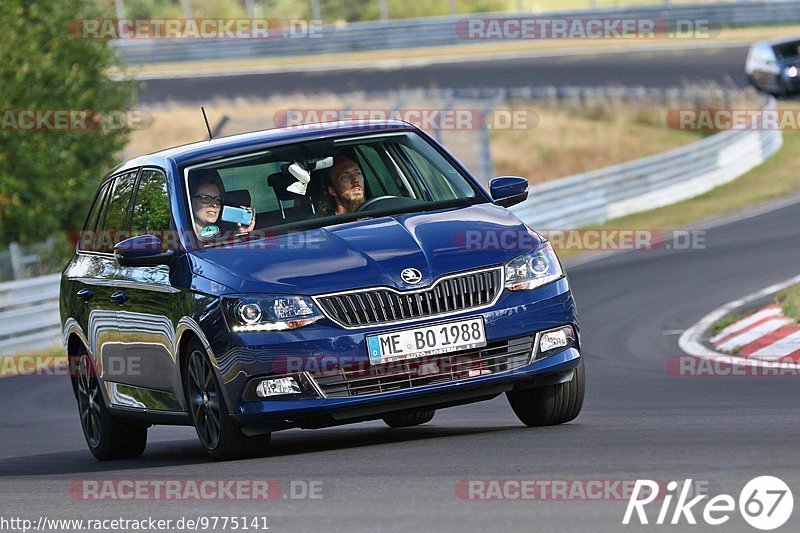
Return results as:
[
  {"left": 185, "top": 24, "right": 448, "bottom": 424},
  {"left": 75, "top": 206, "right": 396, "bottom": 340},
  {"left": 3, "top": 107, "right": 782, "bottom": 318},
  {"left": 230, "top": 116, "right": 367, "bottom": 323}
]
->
[
  {"left": 184, "top": 339, "right": 271, "bottom": 461},
  {"left": 506, "top": 358, "right": 585, "bottom": 427},
  {"left": 72, "top": 352, "right": 147, "bottom": 460}
]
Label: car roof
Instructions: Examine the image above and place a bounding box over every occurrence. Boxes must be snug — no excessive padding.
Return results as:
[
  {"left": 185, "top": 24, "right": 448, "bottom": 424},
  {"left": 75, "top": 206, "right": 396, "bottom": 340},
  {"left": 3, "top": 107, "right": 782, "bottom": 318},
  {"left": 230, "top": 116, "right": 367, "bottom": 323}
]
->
[{"left": 112, "top": 119, "right": 417, "bottom": 175}]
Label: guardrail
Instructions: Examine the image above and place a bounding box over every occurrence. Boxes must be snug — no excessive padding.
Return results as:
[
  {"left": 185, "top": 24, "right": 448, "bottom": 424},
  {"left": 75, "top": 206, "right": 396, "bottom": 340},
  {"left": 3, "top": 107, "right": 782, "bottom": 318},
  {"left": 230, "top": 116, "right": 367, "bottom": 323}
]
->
[
  {"left": 511, "top": 96, "right": 782, "bottom": 228},
  {"left": 0, "top": 239, "right": 59, "bottom": 282},
  {"left": 0, "top": 94, "right": 783, "bottom": 354},
  {"left": 0, "top": 274, "right": 61, "bottom": 353},
  {"left": 115, "top": 1, "right": 800, "bottom": 64}
]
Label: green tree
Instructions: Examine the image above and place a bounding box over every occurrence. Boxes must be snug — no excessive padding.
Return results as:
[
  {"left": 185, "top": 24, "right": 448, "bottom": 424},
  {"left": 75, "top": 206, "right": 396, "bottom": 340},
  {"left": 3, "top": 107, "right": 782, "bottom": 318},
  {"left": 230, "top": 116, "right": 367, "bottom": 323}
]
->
[{"left": 0, "top": 0, "right": 135, "bottom": 248}]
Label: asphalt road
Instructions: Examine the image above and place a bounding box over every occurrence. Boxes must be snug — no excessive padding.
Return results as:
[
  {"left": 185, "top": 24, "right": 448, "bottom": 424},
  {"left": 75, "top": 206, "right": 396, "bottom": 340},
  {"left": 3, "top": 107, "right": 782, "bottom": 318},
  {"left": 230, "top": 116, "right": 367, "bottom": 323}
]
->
[
  {"left": 138, "top": 45, "right": 750, "bottom": 103},
  {"left": 2, "top": 198, "right": 799, "bottom": 532}
]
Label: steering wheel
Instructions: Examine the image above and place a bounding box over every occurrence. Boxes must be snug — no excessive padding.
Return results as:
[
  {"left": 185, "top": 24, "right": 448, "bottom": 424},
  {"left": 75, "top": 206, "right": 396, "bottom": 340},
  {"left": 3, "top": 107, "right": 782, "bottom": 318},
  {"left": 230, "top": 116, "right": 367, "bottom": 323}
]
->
[{"left": 355, "top": 195, "right": 401, "bottom": 212}]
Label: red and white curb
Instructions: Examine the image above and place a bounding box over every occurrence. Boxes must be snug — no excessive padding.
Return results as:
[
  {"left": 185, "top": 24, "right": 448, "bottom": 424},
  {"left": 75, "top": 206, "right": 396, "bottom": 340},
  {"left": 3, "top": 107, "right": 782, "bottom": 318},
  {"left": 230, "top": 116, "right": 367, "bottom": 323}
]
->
[
  {"left": 711, "top": 305, "right": 800, "bottom": 361},
  {"left": 679, "top": 273, "right": 800, "bottom": 369}
]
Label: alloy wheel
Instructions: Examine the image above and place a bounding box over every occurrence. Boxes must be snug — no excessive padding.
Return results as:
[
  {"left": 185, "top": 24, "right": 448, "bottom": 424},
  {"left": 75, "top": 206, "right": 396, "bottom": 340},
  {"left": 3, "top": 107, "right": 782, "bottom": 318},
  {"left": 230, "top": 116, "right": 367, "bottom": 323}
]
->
[
  {"left": 76, "top": 354, "right": 102, "bottom": 448},
  {"left": 187, "top": 349, "right": 221, "bottom": 450}
]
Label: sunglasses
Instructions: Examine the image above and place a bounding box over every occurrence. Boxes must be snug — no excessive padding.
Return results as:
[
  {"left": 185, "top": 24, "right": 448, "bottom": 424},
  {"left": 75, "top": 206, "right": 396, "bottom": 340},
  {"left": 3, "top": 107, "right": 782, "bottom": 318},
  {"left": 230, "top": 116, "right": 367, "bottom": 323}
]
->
[{"left": 193, "top": 194, "right": 224, "bottom": 206}]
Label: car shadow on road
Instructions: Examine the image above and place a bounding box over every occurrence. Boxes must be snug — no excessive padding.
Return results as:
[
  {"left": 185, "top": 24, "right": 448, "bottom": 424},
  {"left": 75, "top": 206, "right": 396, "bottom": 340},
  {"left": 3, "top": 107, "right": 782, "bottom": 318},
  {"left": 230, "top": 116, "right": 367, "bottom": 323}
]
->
[{"left": 0, "top": 423, "right": 576, "bottom": 477}]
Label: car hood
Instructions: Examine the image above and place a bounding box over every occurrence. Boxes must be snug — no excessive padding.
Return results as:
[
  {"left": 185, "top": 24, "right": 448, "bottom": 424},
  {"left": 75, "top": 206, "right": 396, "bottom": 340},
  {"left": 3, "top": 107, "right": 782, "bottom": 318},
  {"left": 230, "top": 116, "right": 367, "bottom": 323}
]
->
[{"left": 187, "top": 203, "right": 540, "bottom": 295}]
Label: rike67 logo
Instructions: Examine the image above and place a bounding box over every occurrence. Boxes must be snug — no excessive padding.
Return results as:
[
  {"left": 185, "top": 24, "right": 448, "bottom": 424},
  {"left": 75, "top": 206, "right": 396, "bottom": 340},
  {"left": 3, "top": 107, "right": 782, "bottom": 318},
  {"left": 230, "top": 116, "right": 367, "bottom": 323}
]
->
[{"left": 623, "top": 476, "right": 793, "bottom": 530}]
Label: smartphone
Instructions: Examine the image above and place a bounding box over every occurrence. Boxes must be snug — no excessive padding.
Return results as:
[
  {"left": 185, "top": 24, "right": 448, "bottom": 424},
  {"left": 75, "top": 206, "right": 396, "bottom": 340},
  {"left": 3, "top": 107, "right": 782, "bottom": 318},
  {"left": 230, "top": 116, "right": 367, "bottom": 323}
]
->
[{"left": 221, "top": 205, "right": 253, "bottom": 226}]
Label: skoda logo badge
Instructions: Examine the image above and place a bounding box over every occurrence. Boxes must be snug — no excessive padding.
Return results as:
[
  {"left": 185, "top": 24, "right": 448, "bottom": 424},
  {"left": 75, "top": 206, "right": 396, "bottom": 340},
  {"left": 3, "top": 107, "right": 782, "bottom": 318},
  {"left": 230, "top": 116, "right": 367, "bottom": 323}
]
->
[{"left": 400, "top": 268, "right": 423, "bottom": 284}]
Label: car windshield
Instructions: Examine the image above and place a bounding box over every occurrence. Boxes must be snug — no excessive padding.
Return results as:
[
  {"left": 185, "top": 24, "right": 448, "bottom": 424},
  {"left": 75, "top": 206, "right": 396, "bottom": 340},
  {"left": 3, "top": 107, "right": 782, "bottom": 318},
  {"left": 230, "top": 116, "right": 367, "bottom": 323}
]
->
[
  {"left": 773, "top": 40, "right": 800, "bottom": 61},
  {"left": 183, "top": 130, "right": 485, "bottom": 246}
]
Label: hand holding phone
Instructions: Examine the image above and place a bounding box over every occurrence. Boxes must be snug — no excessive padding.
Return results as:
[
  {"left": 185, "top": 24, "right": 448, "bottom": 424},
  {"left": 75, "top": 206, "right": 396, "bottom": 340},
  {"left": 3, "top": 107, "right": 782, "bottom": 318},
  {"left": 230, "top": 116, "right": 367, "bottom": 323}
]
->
[{"left": 221, "top": 205, "right": 253, "bottom": 227}]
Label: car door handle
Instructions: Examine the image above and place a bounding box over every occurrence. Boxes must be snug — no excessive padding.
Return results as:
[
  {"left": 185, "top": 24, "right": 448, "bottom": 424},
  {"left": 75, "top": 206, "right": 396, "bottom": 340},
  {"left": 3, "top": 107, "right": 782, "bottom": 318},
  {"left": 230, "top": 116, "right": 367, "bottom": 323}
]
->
[
  {"left": 110, "top": 291, "right": 128, "bottom": 305},
  {"left": 76, "top": 289, "right": 94, "bottom": 302}
]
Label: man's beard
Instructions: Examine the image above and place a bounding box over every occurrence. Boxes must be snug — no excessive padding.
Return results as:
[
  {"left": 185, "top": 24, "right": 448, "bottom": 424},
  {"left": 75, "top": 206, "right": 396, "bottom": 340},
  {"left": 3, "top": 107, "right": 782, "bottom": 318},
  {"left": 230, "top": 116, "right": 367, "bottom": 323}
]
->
[{"left": 340, "top": 188, "right": 365, "bottom": 212}]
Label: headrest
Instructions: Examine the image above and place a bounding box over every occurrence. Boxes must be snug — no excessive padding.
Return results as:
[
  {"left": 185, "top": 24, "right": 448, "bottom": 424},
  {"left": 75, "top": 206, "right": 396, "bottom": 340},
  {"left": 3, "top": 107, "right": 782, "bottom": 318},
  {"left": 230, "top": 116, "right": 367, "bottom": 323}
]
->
[
  {"left": 224, "top": 189, "right": 251, "bottom": 207},
  {"left": 268, "top": 172, "right": 305, "bottom": 201}
]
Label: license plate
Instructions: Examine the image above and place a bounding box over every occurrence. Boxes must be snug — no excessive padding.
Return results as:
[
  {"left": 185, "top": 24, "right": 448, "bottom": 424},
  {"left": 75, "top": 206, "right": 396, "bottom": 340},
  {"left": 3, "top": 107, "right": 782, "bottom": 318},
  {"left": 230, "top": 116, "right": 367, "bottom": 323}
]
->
[{"left": 366, "top": 317, "right": 486, "bottom": 365}]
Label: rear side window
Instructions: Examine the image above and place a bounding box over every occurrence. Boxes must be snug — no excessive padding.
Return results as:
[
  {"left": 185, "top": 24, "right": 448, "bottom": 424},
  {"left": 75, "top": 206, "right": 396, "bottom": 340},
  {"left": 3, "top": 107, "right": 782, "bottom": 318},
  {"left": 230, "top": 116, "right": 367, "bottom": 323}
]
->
[
  {"left": 131, "top": 169, "right": 172, "bottom": 239},
  {"left": 79, "top": 181, "right": 112, "bottom": 252},
  {"left": 97, "top": 171, "right": 137, "bottom": 252}
]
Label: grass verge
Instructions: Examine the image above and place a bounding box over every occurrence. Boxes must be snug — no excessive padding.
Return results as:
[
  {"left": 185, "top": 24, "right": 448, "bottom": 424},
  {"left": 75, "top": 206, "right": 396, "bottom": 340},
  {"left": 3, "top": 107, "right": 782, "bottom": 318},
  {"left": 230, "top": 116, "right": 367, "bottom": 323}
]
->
[
  {"left": 490, "top": 99, "right": 708, "bottom": 183},
  {"left": 712, "top": 312, "right": 751, "bottom": 337},
  {"left": 586, "top": 102, "right": 800, "bottom": 231},
  {"left": 549, "top": 101, "right": 799, "bottom": 261},
  {"left": 777, "top": 285, "right": 800, "bottom": 322}
]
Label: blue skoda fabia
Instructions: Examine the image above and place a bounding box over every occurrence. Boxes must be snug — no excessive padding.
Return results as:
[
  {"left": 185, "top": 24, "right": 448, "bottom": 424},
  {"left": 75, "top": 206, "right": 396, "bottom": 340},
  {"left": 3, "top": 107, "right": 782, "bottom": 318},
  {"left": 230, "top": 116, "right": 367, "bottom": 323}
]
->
[{"left": 60, "top": 120, "right": 584, "bottom": 460}]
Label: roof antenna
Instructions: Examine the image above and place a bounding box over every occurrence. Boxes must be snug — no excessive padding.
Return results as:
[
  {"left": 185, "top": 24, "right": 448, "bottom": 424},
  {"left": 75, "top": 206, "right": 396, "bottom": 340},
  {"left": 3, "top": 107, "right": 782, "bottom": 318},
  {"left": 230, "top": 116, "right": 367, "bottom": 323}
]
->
[{"left": 201, "top": 106, "right": 213, "bottom": 141}]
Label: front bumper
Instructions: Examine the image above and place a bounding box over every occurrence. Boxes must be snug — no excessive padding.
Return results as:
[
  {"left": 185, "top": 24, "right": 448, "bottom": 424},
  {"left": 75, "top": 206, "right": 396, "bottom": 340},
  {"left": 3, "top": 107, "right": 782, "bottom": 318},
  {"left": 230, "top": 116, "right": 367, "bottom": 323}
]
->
[
  {"left": 205, "top": 277, "right": 580, "bottom": 430},
  {"left": 232, "top": 347, "right": 581, "bottom": 433}
]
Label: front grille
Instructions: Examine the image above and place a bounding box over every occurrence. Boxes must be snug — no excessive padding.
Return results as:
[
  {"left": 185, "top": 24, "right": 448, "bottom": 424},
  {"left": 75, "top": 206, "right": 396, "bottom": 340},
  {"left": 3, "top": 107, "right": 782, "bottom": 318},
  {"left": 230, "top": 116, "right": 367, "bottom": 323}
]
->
[
  {"left": 315, "top": 267, "right": 503, "bottom": 328},
  {"left": 313, "top": 336, "right": 533, "bottom": 398}
]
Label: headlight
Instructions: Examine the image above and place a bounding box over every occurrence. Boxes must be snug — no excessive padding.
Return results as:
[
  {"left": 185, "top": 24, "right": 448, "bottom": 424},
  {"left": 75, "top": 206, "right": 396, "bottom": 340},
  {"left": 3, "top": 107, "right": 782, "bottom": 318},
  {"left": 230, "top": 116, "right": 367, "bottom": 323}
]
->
[
  {"left": 504, "top": 241, "right": 563, "bottom": 291},
  {"left": 222, "top": 295, "right": 324, "bottom": 331},
  {"left": 787, "top": 65, "right": 799, "bottom": 78}
]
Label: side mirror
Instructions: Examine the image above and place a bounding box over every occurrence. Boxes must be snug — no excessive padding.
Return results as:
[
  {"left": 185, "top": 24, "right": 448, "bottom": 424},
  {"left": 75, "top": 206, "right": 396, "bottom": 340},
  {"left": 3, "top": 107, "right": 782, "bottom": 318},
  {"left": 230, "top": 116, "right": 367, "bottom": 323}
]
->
[
  {"left": 114, "top": 235, "right": 175, "bottom": 267},
  {"left": 489, "top": 176, "right": 529, "bottom": 208}
]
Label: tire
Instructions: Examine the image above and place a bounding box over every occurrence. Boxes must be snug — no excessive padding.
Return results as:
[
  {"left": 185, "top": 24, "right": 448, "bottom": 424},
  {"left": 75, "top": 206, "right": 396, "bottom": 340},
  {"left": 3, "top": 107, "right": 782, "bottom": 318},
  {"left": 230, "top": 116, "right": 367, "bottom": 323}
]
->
[
  {"left": 183, "top": 339, "right": 271, "bottom": 461},
  {"left": 506, "top": 358, "right": 585, "bottom": 427},
  {"left": 71, "top": 351, "right": 147, "bottom": 460},
  {"left": 383, "top": 409, "right": 435, "bottom": 428}
]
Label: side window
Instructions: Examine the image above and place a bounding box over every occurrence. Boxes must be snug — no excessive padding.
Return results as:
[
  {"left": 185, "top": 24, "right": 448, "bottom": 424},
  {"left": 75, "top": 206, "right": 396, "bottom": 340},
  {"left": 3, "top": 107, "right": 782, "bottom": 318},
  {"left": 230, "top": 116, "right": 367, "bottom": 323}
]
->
[
  {"left": 131, "top": 170, "right": 172, "bottom": 240},
  {"left": 98, "top": 171, "right": 136, "bottom": 252},
  {"left": 79, "top": 181, "right": 112, "bottom": 252}
]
